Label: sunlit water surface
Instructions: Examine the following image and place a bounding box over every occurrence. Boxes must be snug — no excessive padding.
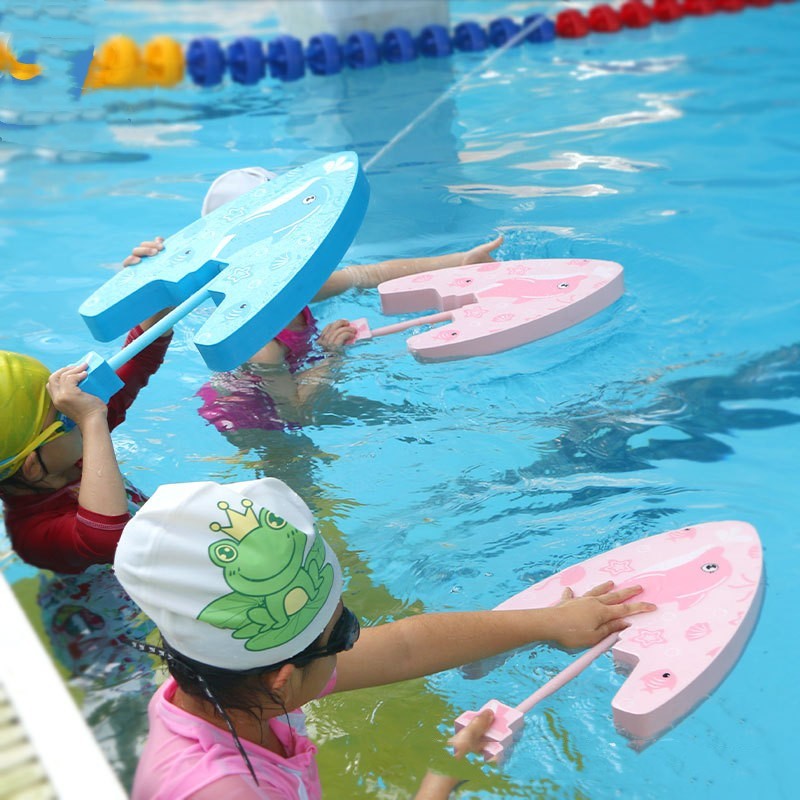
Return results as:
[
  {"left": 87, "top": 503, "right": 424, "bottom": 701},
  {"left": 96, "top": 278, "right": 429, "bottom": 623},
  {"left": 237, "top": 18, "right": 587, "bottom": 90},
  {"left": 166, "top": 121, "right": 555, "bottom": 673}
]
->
[{"left": 1, "top": 2, "right": 798, "bottom": 797}]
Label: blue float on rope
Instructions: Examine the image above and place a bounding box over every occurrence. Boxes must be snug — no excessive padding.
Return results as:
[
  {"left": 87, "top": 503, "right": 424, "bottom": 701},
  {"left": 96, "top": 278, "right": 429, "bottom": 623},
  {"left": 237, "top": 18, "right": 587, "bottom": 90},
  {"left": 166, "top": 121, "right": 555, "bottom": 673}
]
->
[
  {"left": 488, "top": 17, "right": 523, "bottom": 47},
  {"left": 186, "top": 37, "right": 226, "bottom": 86},
  {"left": 227, "top": 37, "right": 265, "bottom": 85},
  {"left": 382, "top": 27, "right": 417, "bottom": 63},
  {"left": 306, "top": 33, "right": 342, "bottom": 75},
  {"left": 417, "top": 24, "right": 452, "bottom": 57},
  {"left": 344, "top": 30, "right": 381, "bottom": 69},
  {"left": 524, "top": 13, "right": 556, "bottom": 43},
  {"left": 453, "top": 21, "right": 489, "bottom": 52},
  {"left": 268, "top": 35, "right": 305, "bottom": 81}
]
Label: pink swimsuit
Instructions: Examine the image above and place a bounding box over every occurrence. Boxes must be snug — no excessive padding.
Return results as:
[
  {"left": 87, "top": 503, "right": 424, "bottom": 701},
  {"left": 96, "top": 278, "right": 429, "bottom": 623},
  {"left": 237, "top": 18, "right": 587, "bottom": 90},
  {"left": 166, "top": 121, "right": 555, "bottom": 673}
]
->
[
  {"left": 132, "top": 672, "right": 336, "bottom": 800},
  {"left": 196, "top": 308, "right": 318, "bottom": 434}
]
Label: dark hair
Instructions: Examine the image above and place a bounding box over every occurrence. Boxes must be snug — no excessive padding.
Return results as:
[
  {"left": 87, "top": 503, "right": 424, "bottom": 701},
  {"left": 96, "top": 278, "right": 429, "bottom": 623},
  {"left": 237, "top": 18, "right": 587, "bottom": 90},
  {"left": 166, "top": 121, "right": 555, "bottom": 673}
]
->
[{"left": 160, "top": 637, "right": 287, "bottom": 714}]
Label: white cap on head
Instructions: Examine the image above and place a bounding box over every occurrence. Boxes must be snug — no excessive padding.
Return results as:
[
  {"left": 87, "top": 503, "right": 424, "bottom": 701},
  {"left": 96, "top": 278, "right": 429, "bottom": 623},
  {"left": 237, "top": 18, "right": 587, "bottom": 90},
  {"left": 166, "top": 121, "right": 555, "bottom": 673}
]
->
[
  {"left": 201, "top": 166, "right": 278, "bottom": 217},
  {"left": 114, "top": 478, "right": 342, "bottom": 671}
]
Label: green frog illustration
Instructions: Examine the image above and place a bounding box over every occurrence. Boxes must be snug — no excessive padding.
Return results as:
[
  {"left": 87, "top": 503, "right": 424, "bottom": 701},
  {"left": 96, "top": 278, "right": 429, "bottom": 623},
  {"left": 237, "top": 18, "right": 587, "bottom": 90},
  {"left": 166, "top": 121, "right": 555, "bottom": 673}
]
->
[{"left": 198, "top": 499, "right": 334, "bottom": 651}]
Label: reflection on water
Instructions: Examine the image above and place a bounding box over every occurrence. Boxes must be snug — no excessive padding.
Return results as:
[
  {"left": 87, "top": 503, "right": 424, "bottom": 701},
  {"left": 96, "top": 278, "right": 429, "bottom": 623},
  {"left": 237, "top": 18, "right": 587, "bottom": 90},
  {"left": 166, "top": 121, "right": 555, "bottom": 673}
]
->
[{"left": 35, "top": 564, "right": 158, "bottom": 789}]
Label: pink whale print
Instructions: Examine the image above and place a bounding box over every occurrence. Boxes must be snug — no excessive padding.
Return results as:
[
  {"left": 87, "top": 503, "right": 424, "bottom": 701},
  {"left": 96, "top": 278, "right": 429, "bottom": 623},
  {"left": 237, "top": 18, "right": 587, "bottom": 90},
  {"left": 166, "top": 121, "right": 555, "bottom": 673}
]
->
[
  {"left": 477, "top": 276, "right": 588, "bottom": 304},
  {"left": 371, "top": 258, "right": 624, "bottom": 362},
  {"left": 618, "top": 546, "right": 732, "bottom": 610}
]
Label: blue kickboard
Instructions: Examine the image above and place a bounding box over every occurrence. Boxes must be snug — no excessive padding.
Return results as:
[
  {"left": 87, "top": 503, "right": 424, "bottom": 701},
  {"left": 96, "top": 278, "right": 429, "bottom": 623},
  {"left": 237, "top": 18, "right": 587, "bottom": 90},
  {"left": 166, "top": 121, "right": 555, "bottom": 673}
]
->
[{"left": 79, "top": 152, "right": 369, "bottom": 372}]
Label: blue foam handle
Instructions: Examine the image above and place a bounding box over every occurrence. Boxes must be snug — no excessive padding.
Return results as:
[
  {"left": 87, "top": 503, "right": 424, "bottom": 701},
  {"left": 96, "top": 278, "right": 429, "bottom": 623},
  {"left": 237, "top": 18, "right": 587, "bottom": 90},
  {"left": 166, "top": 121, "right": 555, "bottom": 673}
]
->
[{"left": 78, "top": 352, "right": 124, "bottom": 403}]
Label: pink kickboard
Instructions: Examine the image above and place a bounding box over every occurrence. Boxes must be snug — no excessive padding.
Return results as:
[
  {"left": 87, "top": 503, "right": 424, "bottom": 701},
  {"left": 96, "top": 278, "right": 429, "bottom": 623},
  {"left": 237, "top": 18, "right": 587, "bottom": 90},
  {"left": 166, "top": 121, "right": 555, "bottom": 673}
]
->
[
  {"left": 497, "top": 521, "right": 763, "bottom": 742},
  {"left": 377, "top": 258, "right": 623, "bottom": 361}
]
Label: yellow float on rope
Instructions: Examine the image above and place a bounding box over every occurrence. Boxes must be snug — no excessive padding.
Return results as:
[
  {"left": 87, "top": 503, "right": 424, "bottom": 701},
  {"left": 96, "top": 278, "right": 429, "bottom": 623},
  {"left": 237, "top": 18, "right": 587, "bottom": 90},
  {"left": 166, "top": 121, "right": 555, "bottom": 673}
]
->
[
  {"left": 142, "top": 36, "right": 184, "bottom": 87},
  {"left": 83, "top": 34, "right": 142, "bottom": 90},
  {"left": 0, "top": 39, "right": 43, "bottom": 80}
]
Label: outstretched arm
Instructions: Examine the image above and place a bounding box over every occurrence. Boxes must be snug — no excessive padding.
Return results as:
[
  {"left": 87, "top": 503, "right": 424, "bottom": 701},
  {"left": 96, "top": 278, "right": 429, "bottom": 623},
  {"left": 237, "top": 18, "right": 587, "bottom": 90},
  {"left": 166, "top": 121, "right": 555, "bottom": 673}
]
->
[
  {"left": 335, "top": 582, "right": 655, "bottom": 693},
  {"left": 313, "top": 235, "right": 504, "bottom": 302}
]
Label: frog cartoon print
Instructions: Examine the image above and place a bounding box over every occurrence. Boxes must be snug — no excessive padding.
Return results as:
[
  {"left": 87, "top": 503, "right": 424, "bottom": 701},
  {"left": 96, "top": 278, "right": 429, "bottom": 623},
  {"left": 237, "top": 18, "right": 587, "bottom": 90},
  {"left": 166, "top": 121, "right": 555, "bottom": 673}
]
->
[{"left": 198, "top": 499, "right": 334, "bottom": 651}]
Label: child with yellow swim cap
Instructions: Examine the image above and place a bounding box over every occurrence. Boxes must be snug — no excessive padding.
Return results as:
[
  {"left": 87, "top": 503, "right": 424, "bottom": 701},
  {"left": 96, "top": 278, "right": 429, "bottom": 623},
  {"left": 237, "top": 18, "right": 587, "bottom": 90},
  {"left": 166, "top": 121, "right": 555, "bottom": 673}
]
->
[{"left": 0, "top": 315, "right": 172, "bottom": 573}]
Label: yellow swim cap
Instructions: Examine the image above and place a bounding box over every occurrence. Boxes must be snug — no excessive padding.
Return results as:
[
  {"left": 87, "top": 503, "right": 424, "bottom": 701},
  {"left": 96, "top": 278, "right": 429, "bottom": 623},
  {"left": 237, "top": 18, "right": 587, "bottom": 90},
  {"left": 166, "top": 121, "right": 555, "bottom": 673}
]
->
[{"left": 0, "top": 351, "right": 64, "bottom": 481}]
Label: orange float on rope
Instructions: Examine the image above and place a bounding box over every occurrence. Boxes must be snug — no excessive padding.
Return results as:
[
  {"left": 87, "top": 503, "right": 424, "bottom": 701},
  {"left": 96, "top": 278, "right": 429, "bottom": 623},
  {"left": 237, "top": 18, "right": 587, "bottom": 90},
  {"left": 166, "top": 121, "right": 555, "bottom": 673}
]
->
[
  {"left": 84, "top": 35, "right": 142, "bottom": 89},
  {"left": 142, "top": 36, "right": 184, "bottom": 86}
]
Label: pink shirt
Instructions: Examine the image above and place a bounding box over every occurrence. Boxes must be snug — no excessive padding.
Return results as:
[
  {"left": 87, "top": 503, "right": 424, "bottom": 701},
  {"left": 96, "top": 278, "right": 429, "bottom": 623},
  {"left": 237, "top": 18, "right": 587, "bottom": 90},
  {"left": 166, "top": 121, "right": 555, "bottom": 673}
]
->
[{"left": 132, "top": 674, "right": 335, "bottom": 800}]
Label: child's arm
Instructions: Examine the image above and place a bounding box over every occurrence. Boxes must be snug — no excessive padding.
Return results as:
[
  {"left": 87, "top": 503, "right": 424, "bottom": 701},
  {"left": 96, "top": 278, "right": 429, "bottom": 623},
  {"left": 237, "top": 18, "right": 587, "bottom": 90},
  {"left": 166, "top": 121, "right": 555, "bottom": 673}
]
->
[
  {"left": 414, "top": 709, "right": 495, "bottom": 800},
  {"left": 122, "top": 236, "right": 175, "bottom": 334},
  {"left": 47, "top": 364, "right": 128, "bottom": 517},
  {"left": 335, "top": 582, "right": 654, "bottom": 693},
  {"left": 312, "top": 235, "right": 504, "bottom": 302}
]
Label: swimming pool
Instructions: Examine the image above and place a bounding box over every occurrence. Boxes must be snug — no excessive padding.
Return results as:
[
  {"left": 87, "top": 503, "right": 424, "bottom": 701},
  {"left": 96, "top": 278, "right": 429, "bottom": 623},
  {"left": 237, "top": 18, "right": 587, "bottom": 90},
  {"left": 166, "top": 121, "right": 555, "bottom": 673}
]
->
[{"left": 2, "top": 1, "right": 799, "bottom": 797}]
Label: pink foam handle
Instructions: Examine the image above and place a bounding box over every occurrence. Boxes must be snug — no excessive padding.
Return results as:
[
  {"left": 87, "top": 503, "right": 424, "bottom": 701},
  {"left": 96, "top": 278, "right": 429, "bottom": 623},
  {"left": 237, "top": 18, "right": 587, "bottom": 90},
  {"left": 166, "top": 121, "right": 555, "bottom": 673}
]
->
[
  {"left": 455, "top": 700, "right": 524, "bottom": 762},
  {"left": 350, "top": 311, "right": 452, "bottom": 342},
  {"left": 516, "top": 633, "right": 619, "bottom": 714}
]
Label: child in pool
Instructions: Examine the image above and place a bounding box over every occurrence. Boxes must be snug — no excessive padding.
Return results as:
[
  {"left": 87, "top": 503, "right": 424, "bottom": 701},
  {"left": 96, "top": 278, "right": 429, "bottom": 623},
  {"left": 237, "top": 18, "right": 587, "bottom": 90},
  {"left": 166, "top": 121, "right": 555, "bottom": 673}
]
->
[
  {"left": 0, "top": 307, "right": 172, "bottom": 573},
  {"left": 114, "top": 477, "right": 655, "bottom": 800},
  {"left": 124, "top": 167, "right": 503, "bottom": 433}
]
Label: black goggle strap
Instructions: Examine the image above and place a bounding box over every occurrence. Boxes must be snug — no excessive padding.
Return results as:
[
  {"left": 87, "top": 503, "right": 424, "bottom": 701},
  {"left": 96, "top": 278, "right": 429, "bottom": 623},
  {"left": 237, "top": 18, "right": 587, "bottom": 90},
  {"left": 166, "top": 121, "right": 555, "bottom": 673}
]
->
[{"left": 127, "top": 639, "right": 259, "bottom": 786}]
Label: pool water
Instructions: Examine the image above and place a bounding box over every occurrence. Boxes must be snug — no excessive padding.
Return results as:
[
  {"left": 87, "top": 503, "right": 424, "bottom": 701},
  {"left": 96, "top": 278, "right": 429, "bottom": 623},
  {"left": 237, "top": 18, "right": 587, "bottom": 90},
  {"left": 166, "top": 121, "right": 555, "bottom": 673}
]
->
[{"left": 2, "top": 1, "right": 799, "bottom": 797}]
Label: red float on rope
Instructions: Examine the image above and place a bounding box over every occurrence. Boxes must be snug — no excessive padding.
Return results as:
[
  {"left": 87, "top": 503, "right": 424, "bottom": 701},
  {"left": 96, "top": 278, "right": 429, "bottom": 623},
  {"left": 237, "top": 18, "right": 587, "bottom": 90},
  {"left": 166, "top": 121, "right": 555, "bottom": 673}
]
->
[
  {"left": 683, "top": 0, "right": 717, "bottom": 14},
  {"left": 620, "top": 0, "right": 654, "bottom": 26},
  {"left": 555, "top": 9, "right": 590, "bottom": 37},
  {"left": 715, "top": 0, "right": 746, "bottom": 11},
  {"left": 653, "top": 0, "right": 685, "bottom": 21},
  {"left": 588, "top": 5, "right": 623, "bottom": 32}
]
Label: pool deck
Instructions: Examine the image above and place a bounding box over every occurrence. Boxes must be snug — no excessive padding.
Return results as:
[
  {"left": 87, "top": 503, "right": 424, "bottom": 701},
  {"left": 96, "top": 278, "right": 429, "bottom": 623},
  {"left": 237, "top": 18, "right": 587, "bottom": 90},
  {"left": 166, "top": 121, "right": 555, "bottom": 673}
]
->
[{"left": 0, "top": 573, "right": 127, "bottom": 800}]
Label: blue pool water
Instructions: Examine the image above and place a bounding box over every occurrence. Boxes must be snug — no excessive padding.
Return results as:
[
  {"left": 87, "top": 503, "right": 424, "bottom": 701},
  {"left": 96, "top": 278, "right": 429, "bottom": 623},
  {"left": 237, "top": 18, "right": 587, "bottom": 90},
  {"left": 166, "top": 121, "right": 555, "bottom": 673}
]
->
[{"left": 2, "top": 1, "right": 799, "bottom": 797}]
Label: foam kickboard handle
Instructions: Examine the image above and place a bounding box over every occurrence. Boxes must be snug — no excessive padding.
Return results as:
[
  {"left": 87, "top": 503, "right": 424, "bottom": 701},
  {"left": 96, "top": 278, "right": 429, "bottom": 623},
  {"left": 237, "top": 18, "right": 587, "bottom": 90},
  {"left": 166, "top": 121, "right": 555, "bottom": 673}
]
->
[
  {"left": 455, "top": 700, "right": 523, "bottom": 762},
  {"left": 79, "top": 152, "right": 369, "bottom": 372},
  {"left": 376, "top": 258, "right": 624, "bottom": 361}
]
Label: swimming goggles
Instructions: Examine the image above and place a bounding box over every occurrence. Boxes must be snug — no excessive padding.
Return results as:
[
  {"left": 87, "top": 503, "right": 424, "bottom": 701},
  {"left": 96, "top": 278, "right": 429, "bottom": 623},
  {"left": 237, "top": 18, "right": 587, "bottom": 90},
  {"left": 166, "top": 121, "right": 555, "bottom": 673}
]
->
[{"left": 287, "top": 605, "right": 361, "bottom": 667}]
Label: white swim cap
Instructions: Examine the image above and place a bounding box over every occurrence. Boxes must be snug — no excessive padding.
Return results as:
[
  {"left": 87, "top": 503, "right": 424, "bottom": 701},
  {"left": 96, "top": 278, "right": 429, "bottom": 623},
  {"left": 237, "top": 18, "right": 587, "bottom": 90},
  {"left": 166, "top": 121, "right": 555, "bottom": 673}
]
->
[
  {"left": 114, "top": 478, "right": 342, "bottom": 671},
  {"left": 201, "top": 166, "right": 278, "bottom": 216}
]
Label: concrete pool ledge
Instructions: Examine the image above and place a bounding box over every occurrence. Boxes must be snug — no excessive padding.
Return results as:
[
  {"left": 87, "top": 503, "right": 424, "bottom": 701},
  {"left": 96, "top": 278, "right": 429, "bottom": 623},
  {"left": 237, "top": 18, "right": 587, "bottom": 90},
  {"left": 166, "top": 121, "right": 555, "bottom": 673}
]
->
[{"left": 0, "top": 572, "right": 127, "bottom": 800}]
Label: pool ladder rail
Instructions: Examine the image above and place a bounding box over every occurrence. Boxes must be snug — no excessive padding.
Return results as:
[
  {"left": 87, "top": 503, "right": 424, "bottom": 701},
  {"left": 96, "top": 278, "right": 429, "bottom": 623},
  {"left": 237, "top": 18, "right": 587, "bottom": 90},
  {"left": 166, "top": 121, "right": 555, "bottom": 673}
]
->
[{"left": 0, "top": 572, "right": 127, "bottom": 800}]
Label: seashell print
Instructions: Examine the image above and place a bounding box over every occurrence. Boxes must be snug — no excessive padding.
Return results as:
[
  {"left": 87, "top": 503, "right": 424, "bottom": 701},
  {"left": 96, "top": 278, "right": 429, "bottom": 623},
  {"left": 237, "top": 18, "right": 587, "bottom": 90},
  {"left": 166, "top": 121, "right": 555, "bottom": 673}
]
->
[{"left": 685, "top": 622, "right": 711, "bottom": 640}]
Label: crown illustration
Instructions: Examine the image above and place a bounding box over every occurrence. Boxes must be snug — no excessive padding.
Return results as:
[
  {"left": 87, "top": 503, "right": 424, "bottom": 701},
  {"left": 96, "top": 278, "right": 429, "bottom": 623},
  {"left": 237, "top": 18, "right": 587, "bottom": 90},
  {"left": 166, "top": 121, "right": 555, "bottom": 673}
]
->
[{"left": 209, "top": 499, "right": 260, "bottom": 542}]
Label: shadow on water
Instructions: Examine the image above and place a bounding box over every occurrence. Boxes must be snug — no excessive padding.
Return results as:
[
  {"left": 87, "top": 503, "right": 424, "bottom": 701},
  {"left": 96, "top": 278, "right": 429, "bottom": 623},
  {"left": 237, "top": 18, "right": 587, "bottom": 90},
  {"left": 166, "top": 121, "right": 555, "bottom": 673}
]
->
[{"left": 457, "top": 342, "right": 800, "bottom": 518}]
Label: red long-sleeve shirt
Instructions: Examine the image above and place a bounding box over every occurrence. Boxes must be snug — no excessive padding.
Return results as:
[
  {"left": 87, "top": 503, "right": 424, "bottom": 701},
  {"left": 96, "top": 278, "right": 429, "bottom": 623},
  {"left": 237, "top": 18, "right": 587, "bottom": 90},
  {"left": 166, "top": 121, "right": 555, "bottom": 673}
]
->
[{"left": 2, "top": 326, "right": 171, "bottom": 573}]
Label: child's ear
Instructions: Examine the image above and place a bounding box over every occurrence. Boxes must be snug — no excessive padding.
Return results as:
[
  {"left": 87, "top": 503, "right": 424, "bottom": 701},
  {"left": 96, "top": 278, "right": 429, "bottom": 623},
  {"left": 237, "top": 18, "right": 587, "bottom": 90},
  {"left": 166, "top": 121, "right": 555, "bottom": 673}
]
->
[
  {"left": 265, "top": 664, "right": 296, "bottom": 699},
  {"left": 19, "top": 452, "right": 42, "bottom": 482}
]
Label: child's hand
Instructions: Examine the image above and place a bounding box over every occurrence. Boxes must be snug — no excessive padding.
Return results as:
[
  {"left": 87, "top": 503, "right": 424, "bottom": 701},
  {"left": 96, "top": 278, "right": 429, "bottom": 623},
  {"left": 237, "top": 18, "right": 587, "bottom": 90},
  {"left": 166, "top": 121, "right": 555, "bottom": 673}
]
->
[
  {"left": 123, "top": 236, "right": 164, "bottom": 267},
  {"left": 318, "top": 319, "right": 357, "bottom": 353},
  {"left": 549, "top": 581, "right": 656, "bottom": 650},
  {"left": 47, "top": 364, "right": 108, "bottom": 427},
  {"left": 121, "top": 236, "right": 175, "bottom": 334},
  {"left": 449, "top": 708, "right": 495, "bottom": 760},
  {"left": 460, "top": 234, "right": 504, "bottom": 266}
]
